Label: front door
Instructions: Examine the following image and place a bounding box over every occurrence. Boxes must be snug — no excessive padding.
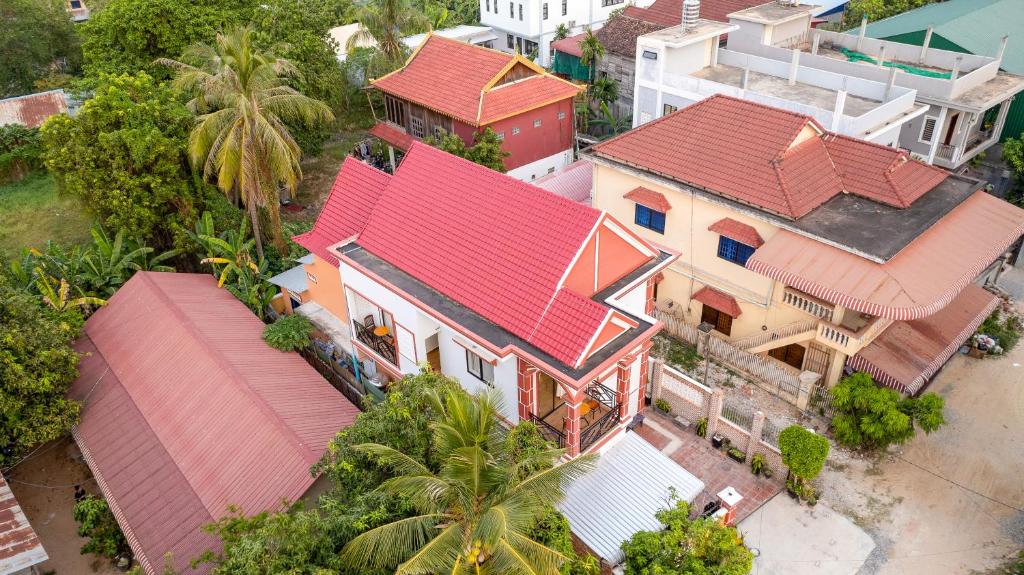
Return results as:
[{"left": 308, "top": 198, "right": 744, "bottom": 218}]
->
[
  {"left": 769, "top": 343, "right": 806, "bottom": 370},
  {"left": 700, "top": 304, "right": 733, "bottom": 336},
  {"left": 943, "top": 112, "right": 959, "bottom": 145}
]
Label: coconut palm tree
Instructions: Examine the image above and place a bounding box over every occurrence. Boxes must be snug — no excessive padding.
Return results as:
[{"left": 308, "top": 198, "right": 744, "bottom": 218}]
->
[
  {"left": 553, "top": 23, "right": 571, "bottom": 42},
  {"left": 589, "top": 76, "right": 618, "bottom": 107},
  {"left": 579, "top": 29, "right": 604, "bottom": 84},
  {"left": 341, "top": 389, "right": 594, "bottom": 574},
  {"left": 348, "top": 0, "right": 430, "bottom": 78},
  {"left": 159, "top": 26, "right": 334, "bottom": 259}
]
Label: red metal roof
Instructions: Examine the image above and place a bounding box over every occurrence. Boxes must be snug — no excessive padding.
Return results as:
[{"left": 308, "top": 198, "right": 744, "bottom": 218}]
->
[
  {"left": 708, "top": 218, "right": 764, "bottom": 247},
  {"left": 692, "top": 286, "right": 742, "bottom": 317},
  {"left": 372, "top": 35, "right": 581, "bottom": 126},
  {"left": 0, "top": 90, "right": 67, "bottom": 128},
  {"left": 68, "top": 272, "right": 359, "bottom": 574},
  {"left": 848, "top": 284, "right": 998, "bottom": 395},
  {"left": 369, "top": 121, "right": 415, "bottom": 151},
  {"left": 624, "top": 186, "right": 672, "bottom": 212},
  {"left": 623, "top": 0, "right": 764, "bottom": 26},
  {"left": 0, "top": 475, "right": 47, "bottom": 573},
  {"left": 293, "top": 157, "right": 391, "bottom": 265},
  {"left": 746, "top": 191, "right": 1024, "bottom": 320},
  {"left": 591, "top": 95, "right": 946, "bottom": 219},
  {"left": 551, "top": 32, "right": 587, "bottom": 57},
  {"left": 534, "top": 159, "right": 593, "bottom": 205}
]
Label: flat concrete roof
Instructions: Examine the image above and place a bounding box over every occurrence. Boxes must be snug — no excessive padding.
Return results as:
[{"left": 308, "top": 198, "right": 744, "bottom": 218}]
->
[
  {"left": 727, "top": 2, "right": 816, "bottom": 25},
  {"left": 691, "top": 64, "right": 880, "bottom": 116},
  {"left": 643, "top": 20, "right": 737, "bottom": 47}
]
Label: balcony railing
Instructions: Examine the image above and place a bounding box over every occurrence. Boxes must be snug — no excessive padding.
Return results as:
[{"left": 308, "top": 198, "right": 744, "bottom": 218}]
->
[
  {"left": 935, "top": 143, "right": 956, "bottom": 162},
  {"left": 530, "top": 410, "right": 566, "bottom": 448},
  {"left": 580, "top": 407, "right": 620, "bottom": 453},
  {"left": 782, "top": 288, "right": 835, "bottom": 322},
  {"left": 355, "top": 323, "right": 398, "bottom": 366}
]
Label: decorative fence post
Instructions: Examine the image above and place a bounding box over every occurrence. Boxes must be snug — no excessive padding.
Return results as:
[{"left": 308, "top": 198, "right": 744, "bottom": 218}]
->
[
  {"left": 705, "top": 388, "right": 725, "bottom": 441},
  {"left": 650, "top": 358, "right": 665, "bottom": 401},
  {"left": 745, "top": 411, "right": 766, "bottom": 463},
  {"left": 797, "top": 371, "right": 821, "bottom": 412}
]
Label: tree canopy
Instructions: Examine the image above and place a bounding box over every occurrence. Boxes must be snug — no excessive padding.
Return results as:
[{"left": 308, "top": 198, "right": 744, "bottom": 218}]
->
[
  {"left": 843, "top": 0, "right": 943, "bottom": 28},
  {"left": 427, "top": 128, "right": 510, "bottom": 172},
  {"left": 0, "top": 0, "right": 81, "bottom": 97},
  {"left": 830, "top": 372, "right": 946, "bottom": 449},
  {"left": 778, "top": 425, "right": 830, "bottom": 484}
]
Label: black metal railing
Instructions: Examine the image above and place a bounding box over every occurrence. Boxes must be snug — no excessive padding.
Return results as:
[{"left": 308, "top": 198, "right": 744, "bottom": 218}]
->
[
  {"left": 580, "top": 406, "right": 620, "bottom": 453},
  {"left": 530, "top": 411, "right": 566, "bottom": 448},
  {"left": 585, "top": 381, "right": 617, "bottom": 409},
  {"left": 355, "top": 324, "right": 398, "bottom": 366}
]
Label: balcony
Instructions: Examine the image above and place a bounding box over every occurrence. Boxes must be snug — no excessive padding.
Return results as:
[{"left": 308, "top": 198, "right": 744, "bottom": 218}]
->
[
  {"left": 354, "top": 318, "right": 398, "bottom": 367},
  {"left": 531, "top": 380, "right": 621, "bottom": 452},
  {"left": 775, "top": 288, "right": 892, "bottom": 355},
  {"left": 781, "top": 288, "right": 835, "bottom": 322}
]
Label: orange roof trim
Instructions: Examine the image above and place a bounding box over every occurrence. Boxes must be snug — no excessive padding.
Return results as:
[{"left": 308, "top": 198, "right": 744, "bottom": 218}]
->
[{"left": 692, "top": 286, "right": 742, "bottom": 317}]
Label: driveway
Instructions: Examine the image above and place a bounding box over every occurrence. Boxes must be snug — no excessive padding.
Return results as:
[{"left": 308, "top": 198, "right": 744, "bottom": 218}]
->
[{"left": 818, "top": 333, "right": 1024, "bottom": 574}]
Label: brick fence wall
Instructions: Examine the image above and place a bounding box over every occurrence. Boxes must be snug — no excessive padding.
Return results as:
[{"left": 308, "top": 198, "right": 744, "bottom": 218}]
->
[{"left": 651, "top": 359, "right": 786, "bottom": 477}]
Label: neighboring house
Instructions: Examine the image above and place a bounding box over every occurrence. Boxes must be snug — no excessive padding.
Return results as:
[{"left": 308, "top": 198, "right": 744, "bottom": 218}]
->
[
  {"left": 367, "top": 35, "right": 583, "bottom": 181},
  {"left": 863, "top": 0, "right": 1024, "bottom": 141},
  {"left": 0, "top": 475, "right": 47, "bottom": 575},
  {"left": 67, "top": 272, "right": 360, "bottom": 575},
  {"left": 653, "top": 1, "right": 1024, "bottom": 170},
  {"left": 67, "top": 0, "right": 89, "bottom": 21},
  {"left": 328, "top": 24, "right": 498, "bottom": 61},
  {"left": 0, "top": 90, "right": 68, "bottom": 128},
  {"left": 294, "top": 142, "right": 680, "bottom": 458},
  {"left": 533, "top": 158, "right": 594, "bottom": 204},
  {"left": 479, "top": 0, "right": 656, "bottom": 67},
  {"left": 633, "top": 3, "right": 929, "bottom": 147},
  {"left": 586, "top": 95, "right": 1024, "bottom": 395}
]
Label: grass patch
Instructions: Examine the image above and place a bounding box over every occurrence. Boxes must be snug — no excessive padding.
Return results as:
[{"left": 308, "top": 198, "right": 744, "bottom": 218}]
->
[
  {"left": 651, "top": 333, "right": 703, "bottom": 372},
  {"left": 977, "top": 309, "right": 1022, "bottom": 354},
  {"left": 0, "top": 173, "right": 92, "bottom": 257}
]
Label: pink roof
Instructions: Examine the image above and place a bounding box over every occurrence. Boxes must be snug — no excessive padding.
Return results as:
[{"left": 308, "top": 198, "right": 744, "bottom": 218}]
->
[
  {"left": 551, "top": 32, "right": 587, "bottom": 57},
  {"left": 623, "top": 0, "right": 764, "bottom": 25},
  {"left": 294, "top": 157, "right": 391, "bottom": 265},
  {"left": 355, "top": 143, "right": 619, "bottom": 366},
  {"left": 708, "top": 218, "right": 764, "bottom": 248},
  {"left": 533, "top": 159, "right": 593, "bottom": 205},
  {"left": 591, "top": 95, "right": 947, "bottom": 219},
  {"left": 624, "top": 186, "right": 672, "bottom": 212},
  {"left": 0, "top": 475, "right": 47, "bottom": 572},
  {"left": 369, "top": 121, "right": 415, "bottom": 151},
  {"left": 848, "top": 284, "right": 998, "bottom": 394},
  {"left": 0, "top": 90, "right": 67, "bottom": 128},
  {"left": 373, "top": 35, "right": 580, "bottom": 126},
  {"left": 746, "top": 191, "right": 1024, "bottom": 320},
  {"left": 68, "top": 273, "right": 359, "bottom": 574}
]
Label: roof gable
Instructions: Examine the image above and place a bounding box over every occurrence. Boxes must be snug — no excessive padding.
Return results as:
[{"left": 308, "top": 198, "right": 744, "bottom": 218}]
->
[{"left": 824, "top": 134, "right": 948, "bottom": 208}]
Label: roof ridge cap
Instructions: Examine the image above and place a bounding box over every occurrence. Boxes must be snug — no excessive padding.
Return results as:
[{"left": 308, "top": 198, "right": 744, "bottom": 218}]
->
[{"left": 769, "top": 160, "right": 799, "bottom": 218}]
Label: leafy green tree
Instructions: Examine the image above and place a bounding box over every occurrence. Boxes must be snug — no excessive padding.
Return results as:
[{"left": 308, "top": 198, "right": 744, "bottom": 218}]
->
[
  {"left": 74, "top": 495, "right": 130, "bottom": 560},
  {"left": 778, "top": 425, "right": 829, "bottom": 500},
  {"left": 590, "top": 101, "right": 631, "bottom": 140},
  {"left": 621, "top": 500, "right": 753, "bottom": 575},
  {"left": 427, "top": 128, "right": 510, "bottom": 172},
  {"left": 579, "top": 29, "right": 604, "bottom": 84},
  {"left": 41, "top": 72, "right": 201, "bottom": 250},
  {"left": 830, "top": 372, "right": 946, "bottom": 449},
  {"left": 589, "top": 76, "right": 618, "bottom": 107},
  {"left": 161, "top": 26, "right": 334, "bottom": 259},
  {"left": 553, "top": 24, "right": 571, "bottom": 42},
  {"left": 263, "top": 314, "right": 315, "bottom": 351},
  {"left": 843, "top": 0, "right": 943, "bottom": 29},
  {"left": 0, "top": 274, "right": 82, "bottom": 465},
  {"left": 0, "top": 125, "right": 44, "bottom": 183},
  {"left": 348, "top": 0, "right": 430, "bottom": 77},
  {"left": 340, "top": 388, "right": 594, "bottom": 574},
  {"left": 0, "top": 0, "right": 81, "bottom": 97}
]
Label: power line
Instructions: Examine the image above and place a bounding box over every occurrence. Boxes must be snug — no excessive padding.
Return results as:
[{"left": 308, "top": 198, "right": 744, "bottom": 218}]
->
[{"left": 895, "top": 454, "right": 1024, "bottom": 513}]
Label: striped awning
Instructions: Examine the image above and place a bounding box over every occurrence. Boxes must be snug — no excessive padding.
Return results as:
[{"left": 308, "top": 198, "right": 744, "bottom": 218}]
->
[
  {"left": 846, "top": 284, "right": 998, "bottom": 395},
  {"left": 746, "top": 191, "right": 1024, "bottom": 320}
]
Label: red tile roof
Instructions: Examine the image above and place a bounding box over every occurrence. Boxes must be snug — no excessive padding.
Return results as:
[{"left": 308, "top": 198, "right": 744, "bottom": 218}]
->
[
  {"left": 0, "top": 90, "right": 67, "bottom": 128},
  {"left": 824, "top": 134, "right": 948, "bottom": 208},
  {"left": 848, "top": 284, "right": 998, "bottom": 394},
  {"left": 624, "top": 186, "right": 672, "bottom": 212},
  {"left": 294, "top": 157, "right": 391, "bottom": 265},
  {"left": 746, "top": 191, "right": 1024, "bottom": 320},
  {"left": 369, "top": 121, "right": 415, "bottom": 151},
  {"left": 708, "top": 218, "right": 764, "bottom": 247},
  {"left": 692, "top": 286, "right": 742, "bottom": 317},
  {"left": 591, "top": 95, "right": 947, "bottom": 219},
  {"left": 0, "top": 475, "right": 47, "bottom": 573},
  {"left": 623, "top": 0, "right": 763, "bottom": 26},
  {"left": 68, "top": 272, "right": 359, "bottom": 574},
  {"left": 528, "top": 289, "right": 611, "bottom": 366},
  {"left": 551, "top": 32, "right": 587, "bottom": 58},
  {"left": 372, "top": 35, "right": 581, "bottom": 126},
  {"left": 355, "top": 143, "right": 620, "bottom": 366}
]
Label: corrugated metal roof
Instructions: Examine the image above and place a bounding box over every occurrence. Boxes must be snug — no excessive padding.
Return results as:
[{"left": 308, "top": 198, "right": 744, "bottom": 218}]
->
[
  {"left": 558, "top": 432, "right": 704, "bottom": 565},
  {"left": 68, "top": 272, "right": 360, "bottom": 574},
  {"left": 268, "top": 263, "right": 309, "bottom": 293},
  {"left": 533, "top": 159, "right": 593, "bottom": 205},
  {"left": 0, "top": 90, "right": 67, "bottom": 128},
  {"left": 0, "top": 475, "right": 47, "bottom": 574}
]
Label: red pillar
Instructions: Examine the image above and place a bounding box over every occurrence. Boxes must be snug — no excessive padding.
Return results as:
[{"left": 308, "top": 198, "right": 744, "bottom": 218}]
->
[
  {"left": 636, "top": 339, "right": 653, "bottom": 414},
  {"left": 564, "top": 388, "right": 584, "bottom": 457},
  {"left": 516, "top": 357, "right": 535, "bottom": 421},
  {"left": 616, "top": 357, "right": 633, "bottom": 421}
]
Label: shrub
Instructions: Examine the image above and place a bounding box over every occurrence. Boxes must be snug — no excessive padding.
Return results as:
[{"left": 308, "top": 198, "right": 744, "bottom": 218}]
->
[
  {"left": 655, "top": 398, "right": 672, "bottom": 413},
  {"left": 978, "top": 310, "right": 1022, "bottom": 354},
  {"left": 74, "top": 495, "right": 130, "bottom": 560},
  {"left": 0, "top": 125, "right": 43, "bottom": 182},
  {"left": 750, "top": 453, "right": 766, "bottom": 475},
  {"left": 262, "top": 314, "right": 314, "bottom": 352},
  {"left": 778, "top": 425, "right": 829, "bottom": 488},
  {"left": 621, "top": 500, "right": 753, "bottom": 575},
  {"left": 695, "top": 417, "right": 708, "bottom": 438},
  {"left": 830, "top": 372, "right": 946, "bottom": 449}
]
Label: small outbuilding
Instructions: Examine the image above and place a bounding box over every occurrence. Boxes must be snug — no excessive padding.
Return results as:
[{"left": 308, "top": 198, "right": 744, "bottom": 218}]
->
[{"left": 68, "top": 272, "right": 360, "bottom": 574}]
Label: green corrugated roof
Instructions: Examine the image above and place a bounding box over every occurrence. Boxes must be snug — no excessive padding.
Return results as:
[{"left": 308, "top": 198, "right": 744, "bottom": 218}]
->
[{"left": 863, "top": 0, "right": 1024, "bottom": 74}]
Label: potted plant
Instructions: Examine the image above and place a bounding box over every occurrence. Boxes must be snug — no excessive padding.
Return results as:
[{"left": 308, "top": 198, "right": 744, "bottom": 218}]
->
[
  {"left": 655, "top": 398, "right": 672, "bottom": 415},
  {"left": 750, "top": 453, "right": 766, "bottom": 476},
  {"left": 711, "top": 433, "right": 724, "bottom": 448},
  {"left": 786, "top": 479, "right": 800, "bottom": 499},
  {"left": 695, "top": 417, "right": 708, "bottom": 438},
  {"left": 727, "top": 447, "right": 746, "bottom": 462}
]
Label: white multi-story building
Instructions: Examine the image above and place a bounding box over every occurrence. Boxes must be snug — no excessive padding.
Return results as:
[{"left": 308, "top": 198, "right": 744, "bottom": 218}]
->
[{"left": 481, "top": 0, "right": 655, "bottom": 66}]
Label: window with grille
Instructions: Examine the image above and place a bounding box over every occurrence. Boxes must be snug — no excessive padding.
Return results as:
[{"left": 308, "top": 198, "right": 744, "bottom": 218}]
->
[
  {"left": 512, "top": 127, "right": 520, "bottom": 135},
  {"left": 919, "top": 115, "right": 938, "bottom": 143},
  {"left": 634, "top": 204, "right": 665, "bottom": 234},
  {"left": 543, "top": 3, "right": 548, "bottom": 18},
  {"left": 717, "top": 236, "right": 755, "bottom": 266},
  {"left": 562, "top": 0, "right": 567, "bottom": 15},
  {"left": 601, "top": 0, "right": 624, "bottom": 6},
  {"left": 518, "top": 4, "right": 523, "bottom": 20},
  {"left": 533, "top": 119, "right": 542, "bottom": 128},
  {"left": 385, "top": 96, "right": 405, "bottom": 127},
  {"left": 409, "top": 116, "right": 425, "bottom": 138},
  {"left": 558, "top": 111, "right": 566, "bottom": 120},
  {"left": 466, "top": 350, "right": 494, "bottom": 385},
  {"left": 663, "top": 103, "right": 678, "bottom": 116}
]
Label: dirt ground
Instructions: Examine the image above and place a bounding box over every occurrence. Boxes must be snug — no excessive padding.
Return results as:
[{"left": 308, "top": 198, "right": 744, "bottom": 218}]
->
[
  {"left": 6, "top": 437, "right": 119, "bottom": 575},
  {"left": 819, "top": 326, "right": 1024, "bottom": 575}
]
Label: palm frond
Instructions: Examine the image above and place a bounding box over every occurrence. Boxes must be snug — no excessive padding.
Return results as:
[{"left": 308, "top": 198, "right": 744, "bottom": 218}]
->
[
  {"left": 340, "top": 514, "right": 452, "bottom": 571},
  {"left": 353, "top": 443, "right": 433, "bottom": 477}
]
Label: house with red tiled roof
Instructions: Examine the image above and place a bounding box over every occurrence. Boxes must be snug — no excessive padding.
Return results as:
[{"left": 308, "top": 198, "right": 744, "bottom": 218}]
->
[
  {"left": 67, "top": 272, "right": 360, "bottom": 574},
  {"left": 587, "top": 94, "right": 1024, "bottom": 396},
  {"left": 293, "top": 142, "right": 677, "bottom": 457},
  {"left": 367, "top": 34, "right": 583, "bottom": 181}
]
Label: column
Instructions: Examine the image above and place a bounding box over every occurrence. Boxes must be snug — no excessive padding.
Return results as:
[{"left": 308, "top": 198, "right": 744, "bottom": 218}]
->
[
  {"left": 616, "top": 357, "right": 632, "bottom": 421},
  {"left": 564, "top": 388, "right": 584, "bottom": 457},
  {"left": 636, "top": 340, "right": 653, "bottom": 414},
  {"left": 516, "top": 357, "right": 536, "bottom": 421},
  {"left": 705, "top": 388, "right": 724, "bottom": 441},
  {"left": 745, "top": 411, "right": 765, "bottom": 463}
]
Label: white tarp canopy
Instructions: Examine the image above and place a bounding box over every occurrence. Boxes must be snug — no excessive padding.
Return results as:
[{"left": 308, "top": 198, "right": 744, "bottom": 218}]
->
[{"left": 557, "top": 432, "right": 704, "bottom": 566}]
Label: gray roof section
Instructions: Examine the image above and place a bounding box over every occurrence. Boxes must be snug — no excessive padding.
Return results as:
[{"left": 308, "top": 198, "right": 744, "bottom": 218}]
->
[
  {"left": 268, "top": 264, "right": 309, "bottom": 293},
  {"left": 558, "top": 432, "right": 704, "bottom": 566}
]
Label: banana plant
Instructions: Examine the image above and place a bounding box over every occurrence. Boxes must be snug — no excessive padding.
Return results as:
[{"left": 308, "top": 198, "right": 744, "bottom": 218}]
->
[
  {"left": 34, "top": 269, "right": 107, "bottom": 313},
  {"left": 80, "top": 227, "right": 151, "bottom": 298}
]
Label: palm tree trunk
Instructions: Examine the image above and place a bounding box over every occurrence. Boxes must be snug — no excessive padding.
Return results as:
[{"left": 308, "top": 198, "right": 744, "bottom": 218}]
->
[
  {"left": 269, "top": 201, "right": 287, "bottom": 255},
  {"left": 248, "top": 202, "right": 265, "bottom": 261}
]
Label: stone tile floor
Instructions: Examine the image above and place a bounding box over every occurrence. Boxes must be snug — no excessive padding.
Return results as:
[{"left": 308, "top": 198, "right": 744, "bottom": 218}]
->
[{"left": 636, "top": 409, "right": 783, "bottom": 521}]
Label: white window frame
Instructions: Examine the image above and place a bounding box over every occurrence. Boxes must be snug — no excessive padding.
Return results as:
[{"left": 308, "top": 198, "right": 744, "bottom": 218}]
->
[
  {"left": 533, "top": 119, "right": 542, "bottom": 128},
  {"left": 919, "top": 115, "right": 938, "bottom": 144},
  {"left": 512, "top": 127, "right": 521, "bottom": 136},
  {"left": 466, "top": 350, "right": 494, "bottom": 386}
]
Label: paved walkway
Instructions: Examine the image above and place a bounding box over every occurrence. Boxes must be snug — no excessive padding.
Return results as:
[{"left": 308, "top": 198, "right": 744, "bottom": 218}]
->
[{"left": 636, "top": 410, "right": 783, "bottom": 521}]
